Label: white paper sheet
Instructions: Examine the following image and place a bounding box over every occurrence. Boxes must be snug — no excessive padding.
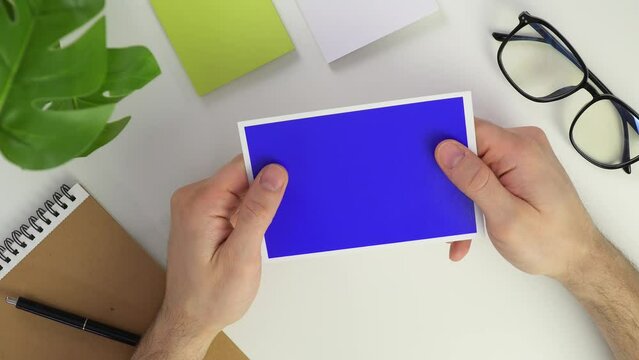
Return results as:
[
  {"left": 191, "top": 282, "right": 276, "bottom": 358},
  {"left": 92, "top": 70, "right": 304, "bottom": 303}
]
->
[{"left": 296, "top": 0, "right": 439, "bottom": 62}]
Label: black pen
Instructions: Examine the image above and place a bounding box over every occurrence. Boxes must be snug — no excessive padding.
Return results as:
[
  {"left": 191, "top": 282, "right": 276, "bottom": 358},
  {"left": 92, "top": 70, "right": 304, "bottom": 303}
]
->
[{"left": 5, "top": 296, "right": 141, "bottom": 346}]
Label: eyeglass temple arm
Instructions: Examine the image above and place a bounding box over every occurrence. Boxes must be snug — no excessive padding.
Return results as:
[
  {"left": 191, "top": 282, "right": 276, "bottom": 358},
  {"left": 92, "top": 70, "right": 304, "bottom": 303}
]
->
[
  {"left": 492, "top": 31, "right": 580, "bottom": 69},
  {"left": 614, "top": 100, "right": 635, "bottom": 174},
  {"left": 621, "top": 111, "right": 632, "bottom": 174}
]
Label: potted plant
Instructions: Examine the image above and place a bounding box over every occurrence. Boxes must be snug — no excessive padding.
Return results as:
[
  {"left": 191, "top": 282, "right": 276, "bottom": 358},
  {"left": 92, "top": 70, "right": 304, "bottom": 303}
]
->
[{"left": 0, "top": 0, "right": 160, "bottom": 170}]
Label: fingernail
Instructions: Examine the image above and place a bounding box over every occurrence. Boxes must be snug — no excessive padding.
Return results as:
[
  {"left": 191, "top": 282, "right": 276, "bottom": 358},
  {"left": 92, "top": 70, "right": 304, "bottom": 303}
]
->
[
  {"left": 438, "top": 142, "right": 465, "bottom": 169},
  {"left": 259, "top": 164, "right": 287, "bottom": 192}
]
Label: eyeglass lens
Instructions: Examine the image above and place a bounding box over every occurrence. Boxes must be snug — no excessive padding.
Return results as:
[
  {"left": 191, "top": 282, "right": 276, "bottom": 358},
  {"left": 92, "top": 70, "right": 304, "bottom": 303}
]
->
[
  {"left": 500, "top": 23, "right": 585, "bottom": 99},
  {"left": 573, "top": 99, "right": 639, "bottom": 166}
]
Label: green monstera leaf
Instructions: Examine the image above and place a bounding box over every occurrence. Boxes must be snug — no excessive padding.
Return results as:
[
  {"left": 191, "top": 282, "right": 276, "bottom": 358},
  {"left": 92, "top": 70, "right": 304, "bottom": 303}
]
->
[{"left": 0, "top": 0, "right": 160, "bottom": 169}]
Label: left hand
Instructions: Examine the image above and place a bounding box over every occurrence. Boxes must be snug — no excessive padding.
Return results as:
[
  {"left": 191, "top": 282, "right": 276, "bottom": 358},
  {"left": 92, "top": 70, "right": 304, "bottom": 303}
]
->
[
  {"left": 133, "top": 155, "right": 288, "bottom": 359},
  {"left": 133, "top": 152, "right": 467, "bottom": 360}
]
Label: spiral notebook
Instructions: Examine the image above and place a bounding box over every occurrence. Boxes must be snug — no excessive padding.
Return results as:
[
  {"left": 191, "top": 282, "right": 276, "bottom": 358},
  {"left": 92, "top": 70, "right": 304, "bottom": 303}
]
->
[{"left": 0, "top": 184, "right": 246, "bottom": 359}]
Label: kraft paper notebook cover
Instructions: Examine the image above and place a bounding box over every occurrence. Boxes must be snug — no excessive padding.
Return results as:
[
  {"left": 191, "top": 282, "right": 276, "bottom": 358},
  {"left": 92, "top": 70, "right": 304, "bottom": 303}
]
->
[{"left": 0, "top": 184, "right": 246, "bottom": 360}]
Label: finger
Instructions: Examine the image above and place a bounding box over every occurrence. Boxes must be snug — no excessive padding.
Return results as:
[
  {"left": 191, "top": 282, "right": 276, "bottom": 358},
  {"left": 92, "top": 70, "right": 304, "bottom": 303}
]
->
[
  {"left": 435, "top": 140, "right": 520, "bottom": 226},
  {"left": 189, "top": 155, "right": 251, "bottom": 219},
  {"left": 225, "top": 164, "right": 288, "bottom": 259},
  {"left": 475, "top": 118, "right": 529, "bottom": 158},
  {"left": 449, "top": 240, "right": 472, "bottom": 262},
  {"left": 509, "top": 126, "right": 555, "bottom": 156},
  {"left": 205, "top": 155, "right": 250, "bottom": 197}
]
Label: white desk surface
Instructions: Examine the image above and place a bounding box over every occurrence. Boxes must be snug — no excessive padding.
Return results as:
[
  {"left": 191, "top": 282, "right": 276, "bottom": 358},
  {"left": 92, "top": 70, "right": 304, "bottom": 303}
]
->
[{"left": 2, "top": 0, "right": 638, "bottom": 359}]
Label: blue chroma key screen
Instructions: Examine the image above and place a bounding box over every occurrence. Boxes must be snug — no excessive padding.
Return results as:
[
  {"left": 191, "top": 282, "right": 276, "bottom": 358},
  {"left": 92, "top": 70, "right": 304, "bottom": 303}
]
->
[{"left": 243, "top": 96, "right": 476, "bottom": 258}]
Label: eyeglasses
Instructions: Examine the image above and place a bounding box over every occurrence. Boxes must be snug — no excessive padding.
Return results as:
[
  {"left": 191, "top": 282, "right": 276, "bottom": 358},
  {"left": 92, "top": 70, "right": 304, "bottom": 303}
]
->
[{"left": 493, "top": 11, "right": 639, "bottom": 174}]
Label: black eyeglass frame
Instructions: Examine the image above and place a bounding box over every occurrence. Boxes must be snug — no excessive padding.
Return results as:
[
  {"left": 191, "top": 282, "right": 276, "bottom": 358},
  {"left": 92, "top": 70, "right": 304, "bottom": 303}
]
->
[{"left": 493, "top": 11, "right": 639, "bottom": 174}]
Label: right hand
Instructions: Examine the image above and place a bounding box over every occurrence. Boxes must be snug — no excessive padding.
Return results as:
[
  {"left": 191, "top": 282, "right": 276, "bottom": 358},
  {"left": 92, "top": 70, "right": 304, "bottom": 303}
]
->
[{"left": 436, "top": 119, "right": 603, "bottom": 281}]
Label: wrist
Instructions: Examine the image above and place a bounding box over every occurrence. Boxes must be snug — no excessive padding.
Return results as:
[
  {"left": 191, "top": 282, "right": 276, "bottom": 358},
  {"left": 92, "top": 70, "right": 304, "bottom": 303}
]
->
[
  {"left": 554, "top": 230, "right": 612, "bottom": 288},
  {"left": 133, "top": 306, "right": 220, "bottom": 360},
  {"left": 156, "top": 304, "right": 222, "bottom": 343}
]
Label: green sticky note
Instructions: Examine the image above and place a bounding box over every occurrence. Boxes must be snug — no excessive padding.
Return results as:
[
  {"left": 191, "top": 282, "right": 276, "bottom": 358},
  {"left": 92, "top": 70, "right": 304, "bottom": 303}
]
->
[{"left": 151, "top": 0, "right": 295, "bottom": 95}]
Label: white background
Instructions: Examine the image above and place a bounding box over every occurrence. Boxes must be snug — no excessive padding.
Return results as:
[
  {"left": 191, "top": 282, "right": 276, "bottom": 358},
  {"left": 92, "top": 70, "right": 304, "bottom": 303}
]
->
[{"left": 1, "top": 0, "right": 638, "bottom": 359}]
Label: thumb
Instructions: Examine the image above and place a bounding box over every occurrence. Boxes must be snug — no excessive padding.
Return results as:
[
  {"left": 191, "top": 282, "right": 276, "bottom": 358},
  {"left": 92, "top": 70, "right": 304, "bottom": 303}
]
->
[
  {"left": 435, "top": 140, "right": 517, "bottom": 225},
  {"left": 227, "top": 164, "right": 288, "bottom": 259}
]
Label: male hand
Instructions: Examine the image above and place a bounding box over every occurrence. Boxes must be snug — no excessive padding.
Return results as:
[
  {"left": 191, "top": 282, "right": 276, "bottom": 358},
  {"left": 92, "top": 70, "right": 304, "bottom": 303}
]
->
[
  {"left": 133, "top": 156, "right": 288, "bottom": 360},
  {"left": 438, "top": 119, "right": 603, "bottom": 280},
  {"left": 437, "top": 119, "right": 639, "bottom": 360}
]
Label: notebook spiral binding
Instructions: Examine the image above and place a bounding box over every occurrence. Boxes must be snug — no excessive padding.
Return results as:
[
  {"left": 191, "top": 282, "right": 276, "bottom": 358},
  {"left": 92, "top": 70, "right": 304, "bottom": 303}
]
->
[{"left": 0, "top": 185, "right": 76, "bottom": 270}]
